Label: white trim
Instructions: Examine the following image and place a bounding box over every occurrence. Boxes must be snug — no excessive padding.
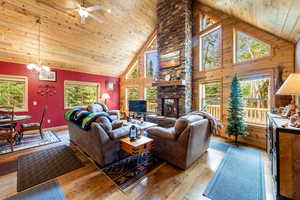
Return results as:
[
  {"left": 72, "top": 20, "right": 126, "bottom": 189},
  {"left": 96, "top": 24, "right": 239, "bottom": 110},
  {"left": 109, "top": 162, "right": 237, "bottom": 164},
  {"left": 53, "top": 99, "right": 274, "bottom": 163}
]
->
[
  {"left": 64, "top": 80, "right": 100, "bottom": 109},
  {"left": 0, "top": 74, "right": 28, "bottom": 112}
]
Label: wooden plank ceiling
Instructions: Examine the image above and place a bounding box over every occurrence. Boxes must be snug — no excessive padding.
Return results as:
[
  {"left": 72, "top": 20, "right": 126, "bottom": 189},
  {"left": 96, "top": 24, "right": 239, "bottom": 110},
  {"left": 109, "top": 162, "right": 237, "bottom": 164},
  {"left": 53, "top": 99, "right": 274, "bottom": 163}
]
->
[
  {"left": 0, "top": 0, "right": 157, "bottom": 77},
  {"left": 199, "top": 0, "right": 300, "bottom": 42}
]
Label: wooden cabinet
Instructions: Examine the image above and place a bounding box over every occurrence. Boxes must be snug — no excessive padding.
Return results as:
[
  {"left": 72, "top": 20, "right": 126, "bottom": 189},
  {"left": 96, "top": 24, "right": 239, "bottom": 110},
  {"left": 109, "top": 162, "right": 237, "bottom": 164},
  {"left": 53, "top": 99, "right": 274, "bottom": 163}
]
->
[{"left": 267, "top": 113, "right": 300, "bottom": 200}]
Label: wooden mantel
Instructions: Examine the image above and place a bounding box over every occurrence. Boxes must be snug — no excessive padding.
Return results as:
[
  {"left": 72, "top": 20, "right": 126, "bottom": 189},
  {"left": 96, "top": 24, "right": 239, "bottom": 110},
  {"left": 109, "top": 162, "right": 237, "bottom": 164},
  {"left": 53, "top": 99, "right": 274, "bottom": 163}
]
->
[{"left": 152, "top": 80, "right": 186, "bottom": 87}]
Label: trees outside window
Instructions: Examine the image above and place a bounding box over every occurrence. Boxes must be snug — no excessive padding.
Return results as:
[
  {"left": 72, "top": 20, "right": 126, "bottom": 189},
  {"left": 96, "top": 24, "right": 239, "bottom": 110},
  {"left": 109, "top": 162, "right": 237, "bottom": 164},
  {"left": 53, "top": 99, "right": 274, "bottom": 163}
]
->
[
  {"left": 200, "top": 14, "right": 217, "bottom": 31},
  {"left": 235, "top": 31, "right": 271, "bottom": 63},
  {"left": 0, "top": 76, "right": 27, "bottom": 111},
  {"left": 126, "top": 61, "right": 139, "bottom": 79},
  {"left": 200, "top": 82, "right": 221, "bottom": 119},
  {"left": 145, "top": 87, "right": 157, "bottom": 112},
  {"left": 126, "top": 88, "right": 139, "bottom": 108},
  {"left": 65, "top": 81, "right": 99, "bottom": 108},
  {"left": 200, "top": 27, "right": 221, "bottom": 70}
]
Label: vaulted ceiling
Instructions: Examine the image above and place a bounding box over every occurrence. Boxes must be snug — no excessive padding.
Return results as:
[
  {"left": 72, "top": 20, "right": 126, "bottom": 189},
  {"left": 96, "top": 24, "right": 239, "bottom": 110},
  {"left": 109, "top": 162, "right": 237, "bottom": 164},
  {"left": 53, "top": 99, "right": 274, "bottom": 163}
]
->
[
  {"left": 199, "top": 0, "right": 300, "bottom": 42},
  {"left": 0, "top": 0, "right": 157, "bottom": 77}
]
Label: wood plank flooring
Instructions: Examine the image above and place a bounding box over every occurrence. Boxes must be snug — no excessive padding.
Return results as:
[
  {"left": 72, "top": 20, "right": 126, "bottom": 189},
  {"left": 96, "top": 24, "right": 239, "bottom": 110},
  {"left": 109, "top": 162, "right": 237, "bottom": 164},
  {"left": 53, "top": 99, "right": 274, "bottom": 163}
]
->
[{"left": 0, "top": 129, "right": 275, "bottom": 200}]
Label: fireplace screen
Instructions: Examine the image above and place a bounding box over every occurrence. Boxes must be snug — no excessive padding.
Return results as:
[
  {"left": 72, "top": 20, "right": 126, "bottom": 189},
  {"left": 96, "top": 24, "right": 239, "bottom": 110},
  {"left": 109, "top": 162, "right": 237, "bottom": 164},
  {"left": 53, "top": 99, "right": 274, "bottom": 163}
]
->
[{"left": 162, "top": 98, "right": 179, "bottom": 118}]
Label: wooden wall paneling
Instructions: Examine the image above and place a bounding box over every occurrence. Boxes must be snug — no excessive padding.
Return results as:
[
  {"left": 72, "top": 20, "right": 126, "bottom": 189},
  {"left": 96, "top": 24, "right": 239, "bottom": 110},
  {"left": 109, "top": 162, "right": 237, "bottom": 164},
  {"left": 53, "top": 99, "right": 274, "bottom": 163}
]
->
[{"left": 193, "top": 3, "right": 295, "bottom": 148}]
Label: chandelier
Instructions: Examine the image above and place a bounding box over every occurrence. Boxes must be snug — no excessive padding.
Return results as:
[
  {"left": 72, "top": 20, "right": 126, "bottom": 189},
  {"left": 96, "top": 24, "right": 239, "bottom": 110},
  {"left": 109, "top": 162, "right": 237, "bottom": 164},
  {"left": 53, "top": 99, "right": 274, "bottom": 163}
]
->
[{"left": 27, "top": 18, "right": 50, "bottom": 72}]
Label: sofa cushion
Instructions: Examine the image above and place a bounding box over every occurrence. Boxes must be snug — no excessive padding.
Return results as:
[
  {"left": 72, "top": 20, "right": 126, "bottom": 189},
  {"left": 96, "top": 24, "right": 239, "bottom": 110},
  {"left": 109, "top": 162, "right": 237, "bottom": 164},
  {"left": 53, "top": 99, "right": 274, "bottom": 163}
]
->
[
  {"left": 112, "top": 121, "right": 123, "bottom": 130},
  {"left": 108, "top": 126, "right": 130, "bottom": 139},
  {"left": 174, "top": 118, "right": 188, "bottom": 135},
  {"left": 88, "top": 104, "right": 103, "bottom": 113},
  {"left": 147, "top": 127, "right": 177, "bottom": 140},
  {"left": 96, "top": 117, "right": 112, "bottom": 132}
]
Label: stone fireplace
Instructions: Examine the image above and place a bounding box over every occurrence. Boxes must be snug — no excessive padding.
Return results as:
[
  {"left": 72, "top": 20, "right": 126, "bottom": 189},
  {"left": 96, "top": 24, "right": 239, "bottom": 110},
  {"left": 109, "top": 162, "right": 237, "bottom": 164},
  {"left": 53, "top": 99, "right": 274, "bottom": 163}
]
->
[{"left": 153, "top": 0, "right": 193, "bottom": 118}]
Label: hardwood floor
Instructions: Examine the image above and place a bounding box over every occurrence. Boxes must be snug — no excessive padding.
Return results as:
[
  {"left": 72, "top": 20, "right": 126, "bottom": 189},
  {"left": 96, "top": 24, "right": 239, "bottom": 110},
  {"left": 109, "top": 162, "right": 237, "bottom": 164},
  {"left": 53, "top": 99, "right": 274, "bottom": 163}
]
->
[{"left": 0, "top": 129, "right": 274, "bottom": 200}]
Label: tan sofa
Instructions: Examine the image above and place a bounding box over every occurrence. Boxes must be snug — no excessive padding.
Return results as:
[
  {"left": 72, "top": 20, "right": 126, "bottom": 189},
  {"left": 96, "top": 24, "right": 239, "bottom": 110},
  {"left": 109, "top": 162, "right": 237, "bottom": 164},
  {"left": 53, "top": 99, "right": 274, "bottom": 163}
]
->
[
  {"left": 68, "top": 117, "right": 129, "bottom": 167},
  {"left": 147, "top": 114, "right": 212, "bottom": 169}
]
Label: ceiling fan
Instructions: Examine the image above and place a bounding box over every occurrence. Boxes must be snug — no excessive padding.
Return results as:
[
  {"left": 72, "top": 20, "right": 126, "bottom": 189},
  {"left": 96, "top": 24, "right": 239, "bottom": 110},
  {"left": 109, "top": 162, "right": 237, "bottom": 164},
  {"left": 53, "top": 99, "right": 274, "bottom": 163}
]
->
[{"left": 58, "top": 0, "right": 111, "bottom": 24}]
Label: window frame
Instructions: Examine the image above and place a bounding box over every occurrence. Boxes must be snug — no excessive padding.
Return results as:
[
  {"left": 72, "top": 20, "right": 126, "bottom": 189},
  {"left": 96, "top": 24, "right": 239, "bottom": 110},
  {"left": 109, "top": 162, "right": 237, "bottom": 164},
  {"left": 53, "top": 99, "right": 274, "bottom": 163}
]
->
[
  {"left": 126, "top": 61, "right": 139, "bottom": 80},
  {"left": 125, "top": 87, "right": 139, "bottom": 110},
  {"left": 144, "top": 87, "right": 158, "bottom": 113},
  {"left": 64, "top": 80, "right": 100, "bottom": 109},
  {"left": 0, "top": 74, "right": 28, "bottom": 112},
  {"left": 233, "top": 28, "right": 273, "bottom": 65},
  {"left": 199, "top": 81, "right": 222, "bottom": 120},
  {"left": 199, "top": 25, "right": 222, "bottom": 71}
]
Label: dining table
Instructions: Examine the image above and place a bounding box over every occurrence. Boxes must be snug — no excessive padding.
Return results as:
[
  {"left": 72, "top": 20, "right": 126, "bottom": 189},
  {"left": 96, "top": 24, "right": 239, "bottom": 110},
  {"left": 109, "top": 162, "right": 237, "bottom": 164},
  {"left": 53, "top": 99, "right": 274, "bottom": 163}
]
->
[{"left": 0, "top": 115, "right": 32, "bottom": 143}]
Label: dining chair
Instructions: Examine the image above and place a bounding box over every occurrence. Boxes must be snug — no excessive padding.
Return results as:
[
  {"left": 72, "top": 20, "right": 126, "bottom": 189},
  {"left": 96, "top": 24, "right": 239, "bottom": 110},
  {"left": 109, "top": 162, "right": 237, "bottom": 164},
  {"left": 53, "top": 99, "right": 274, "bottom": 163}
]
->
[
  {"left": 19, "top": 106, "right": 47, "bottom": 139},
  {"left": 0, "top": 106, "right": 15, "bottom": 128},
  {"left": 0, "top": 126, "right": 17, "bottom": 152}
]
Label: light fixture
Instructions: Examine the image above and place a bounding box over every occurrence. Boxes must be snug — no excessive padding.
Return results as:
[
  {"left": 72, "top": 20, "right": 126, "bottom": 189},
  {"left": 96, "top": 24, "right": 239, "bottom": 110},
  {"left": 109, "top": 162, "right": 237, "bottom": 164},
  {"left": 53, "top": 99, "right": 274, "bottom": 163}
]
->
[
  {"left": 27, "top": 18, "right": 51, "bottom": 73},
  {"left": 78, "top": 7, "right": 89, "bottom": 18},
  {"left": 107, "top": 9, "right": 112, "bottom": 14},
  {"left": 102, "top": 93, "right": 111, "bottom": 105}
]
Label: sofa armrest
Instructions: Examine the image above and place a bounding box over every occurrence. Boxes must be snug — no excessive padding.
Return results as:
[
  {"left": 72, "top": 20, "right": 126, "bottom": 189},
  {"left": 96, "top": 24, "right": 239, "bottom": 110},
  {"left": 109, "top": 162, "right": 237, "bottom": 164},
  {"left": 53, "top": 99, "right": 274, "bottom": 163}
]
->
[
  {"left": 108, "top": 110, "right": 120, "bottom": 116},
  {"left": 108, "top": 125, "right": 130, "bottom": 139},
  {"left": 147, "top": 127, "right": 177, "bottom": 140}
]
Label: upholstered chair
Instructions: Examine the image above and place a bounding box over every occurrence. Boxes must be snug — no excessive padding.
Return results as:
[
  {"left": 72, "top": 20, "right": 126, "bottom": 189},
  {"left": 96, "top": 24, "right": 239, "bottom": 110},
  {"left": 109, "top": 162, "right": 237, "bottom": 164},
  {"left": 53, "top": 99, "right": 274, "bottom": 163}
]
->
[
  {"left": 87, "top": 103, "right": 120, "bottom": 121},
  {"left": 146, "top": 114, "right": 212, "bottom": 169}
]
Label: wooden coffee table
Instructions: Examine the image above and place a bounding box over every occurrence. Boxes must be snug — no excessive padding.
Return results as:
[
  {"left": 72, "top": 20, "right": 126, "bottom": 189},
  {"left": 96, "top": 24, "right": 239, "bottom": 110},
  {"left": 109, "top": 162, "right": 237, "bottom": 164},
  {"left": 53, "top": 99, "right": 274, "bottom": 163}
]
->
[{"left": 120, "top": 136, "right": 154, "bottom": 163}]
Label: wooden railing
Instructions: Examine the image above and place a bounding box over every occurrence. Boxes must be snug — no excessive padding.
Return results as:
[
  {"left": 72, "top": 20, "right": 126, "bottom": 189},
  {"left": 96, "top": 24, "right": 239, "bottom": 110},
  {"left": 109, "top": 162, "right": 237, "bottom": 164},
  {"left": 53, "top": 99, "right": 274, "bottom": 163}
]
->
[{"left": 205, "top": 105, "right": 269, "bottom": 125}]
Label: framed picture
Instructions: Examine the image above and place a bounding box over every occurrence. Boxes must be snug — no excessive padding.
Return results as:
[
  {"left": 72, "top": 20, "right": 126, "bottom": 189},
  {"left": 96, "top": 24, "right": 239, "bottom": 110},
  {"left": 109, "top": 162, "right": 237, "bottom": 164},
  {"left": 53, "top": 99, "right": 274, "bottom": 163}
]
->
[
  {"left": 107, "top": 81, "right": 115, "bottom": 91},
  {"left": 160, "top": 50, "right": 180, "bottom": 69},
  {"left": 144, "top": 50, "right": 159, "bottom": 77},
  {"left": 39, "top": 71, "right": 57, "bottom": 82}
]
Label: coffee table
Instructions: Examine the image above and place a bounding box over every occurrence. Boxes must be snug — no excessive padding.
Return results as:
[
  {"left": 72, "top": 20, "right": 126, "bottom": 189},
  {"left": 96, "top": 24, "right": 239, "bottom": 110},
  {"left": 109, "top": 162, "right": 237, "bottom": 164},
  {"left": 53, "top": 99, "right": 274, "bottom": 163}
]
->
[
  {"left": 122, "top": 121, "right": 157, "bottom": 136},
  {"left": 120, "top": 136, "right": 154, "bottom": 163}
]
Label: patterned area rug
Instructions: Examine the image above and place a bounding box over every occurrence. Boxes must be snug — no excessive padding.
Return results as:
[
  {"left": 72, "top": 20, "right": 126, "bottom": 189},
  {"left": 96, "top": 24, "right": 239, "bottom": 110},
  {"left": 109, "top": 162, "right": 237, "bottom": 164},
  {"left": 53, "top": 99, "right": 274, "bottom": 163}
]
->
[
  {"left": 0, "top": 131, "right": 61, "bottom": 155},
  {"left": 102, "top": 152, "right": 164, "bottom": 190},
  {"left": 17, "top": 145, "right": 84, "bottom": 192}
]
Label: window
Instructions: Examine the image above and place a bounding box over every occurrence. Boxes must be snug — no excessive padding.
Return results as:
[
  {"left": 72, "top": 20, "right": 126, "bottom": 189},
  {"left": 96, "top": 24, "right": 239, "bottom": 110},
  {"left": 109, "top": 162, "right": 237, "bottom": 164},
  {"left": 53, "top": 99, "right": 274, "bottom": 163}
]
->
[
  {"left": 200, "top": 27, "right": 221, "bottom": 70},
  {"left": 235, "top": 30, "right": 271, "bottom": 63},
  {"left": 126, "top": 88, "right": 139, "bottom": 108},
  {"left": 145, "top": 87, "right": 157, "bottom": 113},
  {"left": 126, "top": 61, "right": 139, "bottom": 79},
  {"left": 64, "top": 81, "right": 99, "bottom": 108},
  {"left": 200, "top": 14, "right": 217, "bottom": 31},
  {"left": 199, "top": 82, "right": 221, "bottom": 119},
  {"left": 0, "top": 75, "right": 28, "bottom": 111},
  {"left": 240, "top": 77, "right": 270, "bottom": 125}
]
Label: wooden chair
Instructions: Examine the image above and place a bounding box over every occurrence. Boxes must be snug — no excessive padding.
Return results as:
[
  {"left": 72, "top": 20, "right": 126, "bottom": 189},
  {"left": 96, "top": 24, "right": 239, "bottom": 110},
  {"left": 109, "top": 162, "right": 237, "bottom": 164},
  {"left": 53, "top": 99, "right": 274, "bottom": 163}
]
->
[
  {"left": 19, "top": 106, "right": 47, "bottom": 139},
  {"left": 0, "top": 126, "right": 17, "bottom": 152},
  {"left": 0, "top": 106, "right": 15, "bottom": 128}
]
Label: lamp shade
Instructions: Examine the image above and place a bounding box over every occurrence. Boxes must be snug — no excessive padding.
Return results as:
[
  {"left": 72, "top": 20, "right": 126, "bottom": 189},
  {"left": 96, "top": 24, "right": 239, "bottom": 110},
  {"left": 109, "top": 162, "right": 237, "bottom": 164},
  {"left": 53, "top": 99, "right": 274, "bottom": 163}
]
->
[
  {"left": 276, "top": 73, "right": 300, "bottom": 95},
  {"left": 102, "top": 93, "right": 110, "bottom": 100}
]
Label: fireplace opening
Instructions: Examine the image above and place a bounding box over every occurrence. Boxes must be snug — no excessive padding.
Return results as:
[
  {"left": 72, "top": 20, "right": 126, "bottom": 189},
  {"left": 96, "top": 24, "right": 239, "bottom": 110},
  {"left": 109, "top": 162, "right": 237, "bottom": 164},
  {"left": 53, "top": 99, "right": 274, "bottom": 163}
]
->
[{"left": 162, "top": 98, "right": 179, "bottom": 118}]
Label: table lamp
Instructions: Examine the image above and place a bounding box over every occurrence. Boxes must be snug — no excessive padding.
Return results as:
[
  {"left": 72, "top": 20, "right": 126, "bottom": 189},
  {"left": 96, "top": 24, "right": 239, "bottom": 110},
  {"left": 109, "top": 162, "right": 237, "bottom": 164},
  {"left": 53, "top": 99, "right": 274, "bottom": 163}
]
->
[
  {"left": 276, "top": 73, "right": 300, "bottom": 116},
  {"left": 102, "top": 93, "right": 110, "bottom": 105}
]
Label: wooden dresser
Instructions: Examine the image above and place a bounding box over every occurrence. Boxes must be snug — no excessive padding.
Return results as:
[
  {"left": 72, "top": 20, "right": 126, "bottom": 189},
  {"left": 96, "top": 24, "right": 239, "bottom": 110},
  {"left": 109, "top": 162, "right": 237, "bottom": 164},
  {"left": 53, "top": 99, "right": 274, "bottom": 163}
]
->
[{"left": 267, "top": 113, "right": 300, "bottom": 200}]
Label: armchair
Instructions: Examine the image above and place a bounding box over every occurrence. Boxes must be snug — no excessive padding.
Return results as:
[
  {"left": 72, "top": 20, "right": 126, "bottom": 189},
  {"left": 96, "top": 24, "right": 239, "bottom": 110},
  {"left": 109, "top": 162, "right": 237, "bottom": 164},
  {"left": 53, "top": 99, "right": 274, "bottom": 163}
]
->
[{"left": 147, "top": 114, "right": 212, "bottom": 169}]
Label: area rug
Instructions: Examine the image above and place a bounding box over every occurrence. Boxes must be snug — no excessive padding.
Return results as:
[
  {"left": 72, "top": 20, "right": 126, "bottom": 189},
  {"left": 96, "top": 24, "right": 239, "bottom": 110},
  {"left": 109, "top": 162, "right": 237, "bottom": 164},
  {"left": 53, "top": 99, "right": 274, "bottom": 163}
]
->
[
  {"left": 102, "top": 152, "right": 164, "bottom": 190},
  {"left": 17, "top": 145, "right": 84, "bottom": 192},
  {"left": 6, "top": 180, "right": 65, "bottom": 200},
  {"left": 209, "top": 141, "right": 232, "bottom": 153},
  {"left": 0, "top": 131, "right": 60, "bottom": 155},
  {"left": 203, "top": 146, "right": 266, "bottom": 200}
]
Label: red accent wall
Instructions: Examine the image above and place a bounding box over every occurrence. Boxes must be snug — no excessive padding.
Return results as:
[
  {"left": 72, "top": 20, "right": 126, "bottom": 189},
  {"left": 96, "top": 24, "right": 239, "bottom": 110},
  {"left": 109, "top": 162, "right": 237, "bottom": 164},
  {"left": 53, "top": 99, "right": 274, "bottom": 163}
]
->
[{"left": 0, "top": 61, "right": 120, "bottom": 128}]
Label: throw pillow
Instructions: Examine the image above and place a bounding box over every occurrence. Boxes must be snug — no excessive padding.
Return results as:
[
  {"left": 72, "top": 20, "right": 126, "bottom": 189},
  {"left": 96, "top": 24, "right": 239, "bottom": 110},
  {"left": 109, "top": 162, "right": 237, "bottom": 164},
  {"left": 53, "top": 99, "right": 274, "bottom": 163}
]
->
[{"left": 112, "top": 121, "right": 123, "bottom": 130}]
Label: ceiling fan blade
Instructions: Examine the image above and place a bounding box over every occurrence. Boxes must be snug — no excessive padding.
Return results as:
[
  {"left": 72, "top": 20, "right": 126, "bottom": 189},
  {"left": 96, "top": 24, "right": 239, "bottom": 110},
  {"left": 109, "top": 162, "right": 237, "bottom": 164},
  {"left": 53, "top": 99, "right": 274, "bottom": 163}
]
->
[
  {"left": 88, "top": 13, "right": 104, "bottom": 23},
  {"left": 58, "top": 8, "right": 75, "bottom": 11},
  {"left": 86, "top": 5, "right": 101, "bottom": 12},
  {"left": 80, "top": 16, "right": 86, "bottom": 24}
]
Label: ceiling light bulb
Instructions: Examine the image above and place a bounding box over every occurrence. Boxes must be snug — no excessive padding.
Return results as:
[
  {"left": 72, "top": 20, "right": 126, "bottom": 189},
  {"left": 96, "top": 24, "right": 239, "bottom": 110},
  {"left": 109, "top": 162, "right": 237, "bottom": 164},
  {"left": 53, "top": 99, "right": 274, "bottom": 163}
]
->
[
  {"left": 107, "top": 9, "right": 111, "bottom": 13},
  {"left": 79, "top": 8, "right": 89, "bottom": 18},
  {"left": 27, "top": 64, "right": 36, "bottom": 70},
  {"left": 42, "top": 66, "right": 50, "bottom": 72}
]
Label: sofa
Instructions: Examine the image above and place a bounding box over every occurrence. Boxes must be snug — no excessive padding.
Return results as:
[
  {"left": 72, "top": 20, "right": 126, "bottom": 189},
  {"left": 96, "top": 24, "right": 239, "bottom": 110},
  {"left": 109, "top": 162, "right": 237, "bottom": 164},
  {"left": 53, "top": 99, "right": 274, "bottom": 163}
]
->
[
  {"left": 147, "top": 114, "right": 212, "bottom": 169},
  {"left": 87, "top": 103, "right": 120, "bottom": 121},
  {"left": 68, "top": 116, "right": 130, "bottom": 167}
]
